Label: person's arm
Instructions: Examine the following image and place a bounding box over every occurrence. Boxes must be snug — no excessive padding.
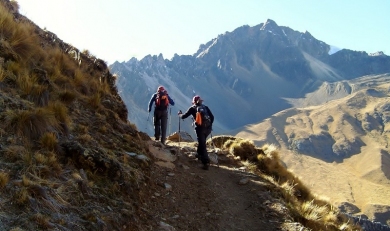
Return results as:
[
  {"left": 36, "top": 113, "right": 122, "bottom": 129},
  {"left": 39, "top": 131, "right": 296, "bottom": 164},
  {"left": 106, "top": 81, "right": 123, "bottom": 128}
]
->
[
  {"left": 180, "top": 106, "right": 194, "bottom": 120},
  {"left": 168, "top": 94, "right": 175, "bottom": 106},
  {"left": 148, "top": 94, "right": 156, "bottom": 112}
]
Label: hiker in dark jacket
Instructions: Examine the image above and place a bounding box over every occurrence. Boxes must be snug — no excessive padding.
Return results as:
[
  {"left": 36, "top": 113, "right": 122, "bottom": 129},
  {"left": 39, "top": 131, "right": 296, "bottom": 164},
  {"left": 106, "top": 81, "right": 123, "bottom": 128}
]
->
[
  {"left": 179, "top": 95, "right": 214, "bottom": 170},
  {"left": 148, "top": 86, "right": 175, "bottom": 144}
]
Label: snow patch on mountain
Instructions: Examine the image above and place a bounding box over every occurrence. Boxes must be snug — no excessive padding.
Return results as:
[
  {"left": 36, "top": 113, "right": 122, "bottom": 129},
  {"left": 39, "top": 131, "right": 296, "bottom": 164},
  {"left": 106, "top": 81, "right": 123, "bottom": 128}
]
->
[
  {"left": 329, "top": 45, "right": 341, "bottom": 55},
  {"left": 196, "top": 38, "right": 218, "bottom": 58}
]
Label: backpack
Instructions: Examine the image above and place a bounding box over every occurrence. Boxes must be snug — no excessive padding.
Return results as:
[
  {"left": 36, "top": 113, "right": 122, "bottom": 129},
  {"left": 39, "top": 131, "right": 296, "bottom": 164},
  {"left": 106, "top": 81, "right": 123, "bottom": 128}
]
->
[
  {"left": 155, "top": 91, "right": 169, "bottom": 110},
  {"left": 195, "top": 105, "right": 212, "bottom": 128}
]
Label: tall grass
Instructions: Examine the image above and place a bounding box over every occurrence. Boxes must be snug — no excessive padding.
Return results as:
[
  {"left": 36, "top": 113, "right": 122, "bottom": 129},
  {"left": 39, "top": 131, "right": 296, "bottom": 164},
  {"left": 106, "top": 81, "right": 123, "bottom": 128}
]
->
[
  {"left": 0, "top": 172, "right": 9, "bottom": 189},
  {"left": 4, "top": 108, "right": 60, "bottom": 141},
  {"left": 0, "top": 3, "right": 39, "bottom": 62},
  {"left": 0, "top": 66, "right": 5, "bottom": 82}
]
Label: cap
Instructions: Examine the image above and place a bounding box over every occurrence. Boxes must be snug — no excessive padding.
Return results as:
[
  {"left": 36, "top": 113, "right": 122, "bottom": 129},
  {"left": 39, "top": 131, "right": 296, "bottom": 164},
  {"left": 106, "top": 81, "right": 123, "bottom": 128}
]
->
[
  {"left": 192, "top": 95, "right": 203, "bottom": 104},
  {"left": 157, "top": 86, "right": 165, "bottom": 92}
]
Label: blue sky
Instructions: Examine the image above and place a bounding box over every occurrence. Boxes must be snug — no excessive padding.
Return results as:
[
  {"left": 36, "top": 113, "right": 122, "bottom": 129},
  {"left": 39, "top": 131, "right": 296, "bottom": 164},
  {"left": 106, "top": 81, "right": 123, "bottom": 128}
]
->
[{"left": 17, "top": 0, "right": 389, "bottom": 65}]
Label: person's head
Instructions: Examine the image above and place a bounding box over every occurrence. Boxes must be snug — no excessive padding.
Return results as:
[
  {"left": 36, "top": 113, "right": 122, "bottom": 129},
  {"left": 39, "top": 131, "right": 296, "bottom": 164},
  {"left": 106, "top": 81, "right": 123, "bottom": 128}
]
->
[
  {"left": 192, "top": 95, "right": 203, "bottom": 105},
  {"left": 157, "top": 86, "right": 165, "bottom": 92}
]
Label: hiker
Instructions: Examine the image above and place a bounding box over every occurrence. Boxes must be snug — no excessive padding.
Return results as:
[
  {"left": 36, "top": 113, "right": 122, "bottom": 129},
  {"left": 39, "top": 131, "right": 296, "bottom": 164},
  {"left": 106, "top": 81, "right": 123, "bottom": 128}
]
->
[
  {"left": 178, "top": 95, "right": 214, "bottom": 170},
  {"left": 148, "top": 86, "right": 175, "bottom": 144}
]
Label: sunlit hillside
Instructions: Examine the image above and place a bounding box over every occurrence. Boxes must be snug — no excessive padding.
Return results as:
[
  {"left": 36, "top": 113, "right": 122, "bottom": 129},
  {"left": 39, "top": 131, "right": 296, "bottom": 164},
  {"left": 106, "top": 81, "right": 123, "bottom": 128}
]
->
[
  {"left": 0, "top": 1, "right": 154, "bottom": 230},
  {"left": 234, "top": 74, "right": 390, "bottom": 226}
]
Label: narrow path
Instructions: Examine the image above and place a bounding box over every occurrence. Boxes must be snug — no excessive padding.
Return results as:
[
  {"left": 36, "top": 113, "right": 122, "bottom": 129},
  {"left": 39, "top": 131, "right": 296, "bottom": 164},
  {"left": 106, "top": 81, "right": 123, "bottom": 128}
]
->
[{"left": 144, "top": 141, "right": 308, "bottom": 231}]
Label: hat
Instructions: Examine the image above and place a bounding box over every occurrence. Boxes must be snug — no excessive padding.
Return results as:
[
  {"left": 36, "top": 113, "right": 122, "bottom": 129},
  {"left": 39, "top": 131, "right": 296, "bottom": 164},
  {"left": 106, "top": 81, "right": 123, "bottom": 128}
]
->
[
  {"left": 192, "top": 95, "right": 203, "bottom": 104},
  {"left": 157, "top": 86, "right": 165, "bottom": 92}
]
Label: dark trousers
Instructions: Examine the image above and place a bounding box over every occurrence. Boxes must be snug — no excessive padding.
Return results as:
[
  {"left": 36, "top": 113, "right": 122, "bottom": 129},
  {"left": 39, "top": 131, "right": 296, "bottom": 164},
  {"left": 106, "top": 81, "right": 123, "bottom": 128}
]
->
[
  {"left": 154, "top": 109, "right": 168, "bottom": 143},
  {"left": 196, "top": 127, "right": 211, "bottom": 165}
]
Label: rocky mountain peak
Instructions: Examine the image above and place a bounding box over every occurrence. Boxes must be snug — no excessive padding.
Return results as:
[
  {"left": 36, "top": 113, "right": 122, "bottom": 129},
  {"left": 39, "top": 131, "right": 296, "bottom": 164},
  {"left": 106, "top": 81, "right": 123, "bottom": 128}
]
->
[{"left": 260, "top": 18, "right": 278, "bottom": 29}]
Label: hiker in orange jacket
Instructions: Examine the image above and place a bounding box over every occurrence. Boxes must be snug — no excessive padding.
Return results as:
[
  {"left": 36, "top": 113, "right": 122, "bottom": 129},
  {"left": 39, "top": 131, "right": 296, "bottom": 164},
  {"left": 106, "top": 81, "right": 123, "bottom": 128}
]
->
[{"left": 179, "top": 95, "right": 214, "bottom": 170}]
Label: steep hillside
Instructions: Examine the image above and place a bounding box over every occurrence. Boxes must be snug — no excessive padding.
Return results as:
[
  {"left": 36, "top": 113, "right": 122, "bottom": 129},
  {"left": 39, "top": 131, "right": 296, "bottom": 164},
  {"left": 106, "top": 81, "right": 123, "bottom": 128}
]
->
[
  {"left": 234, "top": 74, "right": 390, "bottom": 226},
  {"left": 110, "top": 19, "right": 390, "bottom": 137},
  {"left": 0, "top": 1, "right": 153, "bottom": 229}
]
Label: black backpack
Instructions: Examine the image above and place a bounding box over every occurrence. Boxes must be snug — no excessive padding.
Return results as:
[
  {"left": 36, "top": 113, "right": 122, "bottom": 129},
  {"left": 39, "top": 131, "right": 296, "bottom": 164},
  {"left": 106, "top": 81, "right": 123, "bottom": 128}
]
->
[
  {"left": 195, "top": 105, "right": 212, "bottom": 128},
  {"left": 155, "top": 91, "right": 169, "bottom": 110}
]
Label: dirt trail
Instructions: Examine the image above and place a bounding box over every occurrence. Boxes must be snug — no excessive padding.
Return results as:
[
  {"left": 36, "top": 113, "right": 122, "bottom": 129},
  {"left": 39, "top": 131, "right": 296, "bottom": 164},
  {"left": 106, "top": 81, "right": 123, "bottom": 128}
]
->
[{"left": 144, "top": 141, "right": 308, "bottom": 231}]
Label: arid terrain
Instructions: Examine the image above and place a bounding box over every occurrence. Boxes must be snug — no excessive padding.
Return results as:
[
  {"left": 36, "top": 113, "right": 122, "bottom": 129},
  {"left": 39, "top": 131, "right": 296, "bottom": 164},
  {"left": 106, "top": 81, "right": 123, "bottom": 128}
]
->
[{"left": 235, "top": 76, "right": 390, "bottom": 226}]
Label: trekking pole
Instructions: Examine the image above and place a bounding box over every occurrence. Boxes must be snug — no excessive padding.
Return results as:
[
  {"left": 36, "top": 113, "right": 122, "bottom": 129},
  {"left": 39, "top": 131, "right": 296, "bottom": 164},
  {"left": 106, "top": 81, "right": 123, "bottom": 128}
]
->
[
  {"left": 145, "top": 111, "right": 150, "bottom": 131},
  {"left": 169, "top": 107, "right": 172, "bottom": 135},
  {"left": 177, "top": 110, "right": 182, "bottom": 156}
]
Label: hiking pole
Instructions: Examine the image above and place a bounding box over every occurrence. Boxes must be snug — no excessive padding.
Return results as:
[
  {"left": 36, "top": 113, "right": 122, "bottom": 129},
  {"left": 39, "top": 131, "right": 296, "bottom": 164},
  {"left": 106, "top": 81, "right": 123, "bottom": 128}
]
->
[
  {"left": 169, "top": 107, "right": 172, "bottom": 135},
  {"left": 145, "top": 111, "right": 150, "bottom": 132},
  {"left": 177, "top": 110, "right": 182, "bottom": 156}
]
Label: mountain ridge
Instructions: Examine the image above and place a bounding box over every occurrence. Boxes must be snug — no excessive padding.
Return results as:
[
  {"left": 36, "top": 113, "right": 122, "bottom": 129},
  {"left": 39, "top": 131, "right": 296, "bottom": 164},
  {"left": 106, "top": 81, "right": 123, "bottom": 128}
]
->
[{"left": 111, "top": 19, "right": 390, "bottom": 137}]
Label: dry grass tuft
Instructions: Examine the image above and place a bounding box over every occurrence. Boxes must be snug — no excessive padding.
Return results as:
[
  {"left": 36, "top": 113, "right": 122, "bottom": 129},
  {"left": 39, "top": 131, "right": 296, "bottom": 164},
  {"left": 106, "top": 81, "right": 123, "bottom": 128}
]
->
[
  {"left": 207, "top": 135, "right": 236, "bottom": 148},
  {"left": 34, "top": 152, "right": 48, "bottom": 165},
  {"left": 39, "top": 132, "right": 58, "bottom": 151},
  {"left": 4, "top": 108, "right": 61, "bottom": 141},
  {"left": 14, "top": 187, "right": 29, "bottom": 205},
  {"left": 45, "top": 151, "right": 62, "bottom": 174},
  {"left": 9, "top": 0, "right": 19, "bottom": 12},
  {"left": 0, "top": 5, "right": 39, "bottom": 62},
  {"left": 0, "top": 66, "right": 5, "bottom": 82},
  {"left": 16, "top": 71, "right": 49, "bottom": 106},
  {"left": 228, "top": 138, "right": 258, "bottom": 160},
  {"left": 73, "top": 69, "right": 91, "bottom": 95},
  {"left": 0, "top": 172, "right": 10, "bottom": 189},
  {"left": 300, "top": 199, "right": 329, "bottom": 221},
  {"left": 57, "top": 90, "right": 77, "bottom": 104},
  {"left": 3, "top": 145, "right": 27, "bottom": 161},
  {"left": 78, "top": 133, "right": 93, "bottom": 144},
  {"left": 88, "top": 92, "right": 101, "bottom": 108}
]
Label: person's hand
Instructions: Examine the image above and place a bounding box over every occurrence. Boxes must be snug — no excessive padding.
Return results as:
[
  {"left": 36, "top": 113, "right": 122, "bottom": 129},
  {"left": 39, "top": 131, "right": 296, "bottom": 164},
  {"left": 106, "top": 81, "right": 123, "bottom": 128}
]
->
[{"left": 178, "top": 110, "right": 182, "bottom": 115}]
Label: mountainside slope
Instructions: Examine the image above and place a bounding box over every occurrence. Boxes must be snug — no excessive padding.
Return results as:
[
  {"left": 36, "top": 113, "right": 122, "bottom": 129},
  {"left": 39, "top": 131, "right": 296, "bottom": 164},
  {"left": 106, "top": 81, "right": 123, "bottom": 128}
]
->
[
  {"left": 234, "top": 74, "right": 390, "bottom": 225},
  {"left": 0, "top": 1, "right": 154, "bottom": 229}
]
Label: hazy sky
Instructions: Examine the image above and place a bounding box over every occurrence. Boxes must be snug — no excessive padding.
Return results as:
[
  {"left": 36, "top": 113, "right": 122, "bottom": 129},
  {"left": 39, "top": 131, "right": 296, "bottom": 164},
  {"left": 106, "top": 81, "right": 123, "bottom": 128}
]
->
[{"left": 17, "top": 0, "right": 389, "bottom": 65}]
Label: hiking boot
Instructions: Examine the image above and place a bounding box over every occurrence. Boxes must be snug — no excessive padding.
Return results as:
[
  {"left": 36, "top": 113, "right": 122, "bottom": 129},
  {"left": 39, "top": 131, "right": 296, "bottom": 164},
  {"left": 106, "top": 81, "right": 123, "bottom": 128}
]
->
[
  {"left": 155, "top": 137, "right": 160, "bottom": 141},
  {"left": 202, "top": 163, "right": 209, "bottom": 170}
]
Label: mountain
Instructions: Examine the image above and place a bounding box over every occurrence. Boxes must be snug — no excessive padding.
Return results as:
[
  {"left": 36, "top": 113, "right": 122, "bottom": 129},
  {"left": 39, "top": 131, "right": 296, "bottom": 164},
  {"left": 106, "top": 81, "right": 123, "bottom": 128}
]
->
[
  {"left": 110, "top": 19, "right": 390, "bottom": 227},
  {"left": 110, "top": 19, "right": 390, "bottom": 138},
  {"left": 234, "top": 73, "right": 390, "bottom": 225}
]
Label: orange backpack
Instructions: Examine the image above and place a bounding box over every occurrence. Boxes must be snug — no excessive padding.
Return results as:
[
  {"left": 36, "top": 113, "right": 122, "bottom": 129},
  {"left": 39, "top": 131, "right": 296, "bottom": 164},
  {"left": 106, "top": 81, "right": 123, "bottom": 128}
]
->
[
  {"left": 195, "top": 105, "right": 212, "bottom": 128},
  {"left": 155, "top": 91, "right": 169, "bottom": 109}
]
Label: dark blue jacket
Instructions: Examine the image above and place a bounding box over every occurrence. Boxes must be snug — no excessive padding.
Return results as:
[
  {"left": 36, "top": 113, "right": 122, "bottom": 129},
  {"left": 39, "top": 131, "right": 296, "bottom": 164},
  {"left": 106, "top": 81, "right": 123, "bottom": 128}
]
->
[{"left": 180, "top": 104, "right": 214, "bottom": 129}]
